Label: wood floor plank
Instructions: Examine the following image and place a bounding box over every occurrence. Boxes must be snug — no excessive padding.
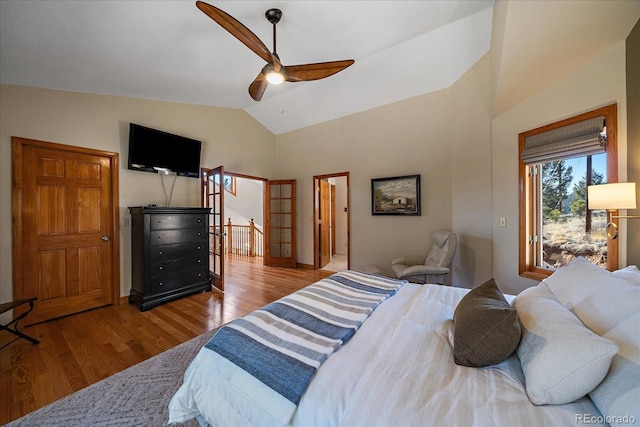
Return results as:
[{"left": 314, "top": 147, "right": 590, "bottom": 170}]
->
[{"left": 0, "top": 255, "right": 335, "bottom": 424}]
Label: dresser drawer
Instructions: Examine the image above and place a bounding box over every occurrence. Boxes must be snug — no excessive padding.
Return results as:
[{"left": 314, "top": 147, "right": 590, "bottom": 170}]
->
[
  {"left": 150, "top": 228, "right": 207, "bottom": 245},
  {"left": 150, "top": 267, "right": 209, "bottom": 294},
  {"left": 150, "top": 242, "right": 208, "bottom": 263},
  {"left": 151, "top": 255, "right": 207, "bottom": 277},
  {"left": 150, "top": 214, "right": 206, "bottom": 231}
]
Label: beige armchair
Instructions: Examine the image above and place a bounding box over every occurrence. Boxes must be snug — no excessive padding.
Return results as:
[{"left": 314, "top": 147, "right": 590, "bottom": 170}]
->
[{"left": 391, "top": 230, "right": 457, "bottom": 284}]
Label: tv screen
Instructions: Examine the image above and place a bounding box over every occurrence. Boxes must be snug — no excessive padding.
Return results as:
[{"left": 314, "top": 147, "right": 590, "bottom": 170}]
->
[{"left": 127, "top": 123, "right": 202, "bottom": 178}]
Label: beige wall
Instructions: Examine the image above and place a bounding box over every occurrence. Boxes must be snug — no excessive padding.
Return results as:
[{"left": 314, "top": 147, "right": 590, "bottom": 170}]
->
[
  {"left": 0, "top": 85, "right": 275, "bottom": 303},
  {"left": 626, "top": 20, "right": 640, "bottom": 267},
  {"left": 0, "top": 38, "right": 633, "bottom": 304},
  {"left": 274, "top": 88, "right": 456, "bottom": 283},
  {"left": 273, "top": 53, "right": 493, "bottom": 290},
  {"left": 451, "top": 54, "right": 493, "bottom": 287},
  {"left": 273, "top": 40, "right": 630, "bottom": 295},
  {"left": 491, "top": 43, "right": 629, "bottom": 294}
]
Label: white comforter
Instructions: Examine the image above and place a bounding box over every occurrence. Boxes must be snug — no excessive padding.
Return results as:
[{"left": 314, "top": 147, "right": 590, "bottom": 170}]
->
[{"left": 170, "top": 282, "right": 605, "bottom": 426}]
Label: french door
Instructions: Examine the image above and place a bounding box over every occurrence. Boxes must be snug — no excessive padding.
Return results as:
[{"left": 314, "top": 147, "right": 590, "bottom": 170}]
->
[
  {"left": 264, "top": 180, "right": 297, "bottom": 267},
  {"left": 201, "top": 166, "right": 225, "bottom": 291},
  {"left": 201, "top": 172, "right": 297, "bottom": 283}
]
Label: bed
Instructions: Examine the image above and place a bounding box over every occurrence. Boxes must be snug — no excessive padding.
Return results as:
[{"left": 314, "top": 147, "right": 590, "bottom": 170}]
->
[{"left": 168, "top": 260, "right": 640, "bottom": 426}]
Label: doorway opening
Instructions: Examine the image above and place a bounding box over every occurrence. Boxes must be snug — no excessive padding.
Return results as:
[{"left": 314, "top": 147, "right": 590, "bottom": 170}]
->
[
  {"left": 313, "top": 172, "right": 349, "bottom": 271},
  {"left": 223, "top": 173, "right": 267, "bottom": 259},
  {"left": 202, "top": 169, "right": 268, "bottom": 292}
]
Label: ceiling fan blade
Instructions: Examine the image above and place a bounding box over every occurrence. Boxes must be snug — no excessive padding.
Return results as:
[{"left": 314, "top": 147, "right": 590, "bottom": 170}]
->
[
  {"left": 248, "top": 72, "right": 269, "bottom": 101},
  {"left": 284, "top": 60, "right": 355, "bottom": 82},
  {"left": 196, "top": 1, "right": 273, "bottom": 64}
]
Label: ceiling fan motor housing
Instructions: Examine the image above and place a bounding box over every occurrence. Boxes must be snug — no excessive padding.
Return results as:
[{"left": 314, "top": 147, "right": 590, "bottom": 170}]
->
[{"left": 266, "top": 9, "right": 282, "bottom": 24}]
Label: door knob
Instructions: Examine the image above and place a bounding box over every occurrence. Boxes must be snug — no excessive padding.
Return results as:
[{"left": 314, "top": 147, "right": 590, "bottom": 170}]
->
[{"left": 101, "top": 235, "right": 110, "bottom": 241}]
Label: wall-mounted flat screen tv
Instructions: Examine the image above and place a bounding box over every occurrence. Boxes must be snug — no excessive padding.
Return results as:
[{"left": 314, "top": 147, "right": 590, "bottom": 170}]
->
[{"left": 127, "top": 123, "right": 202, "bottom": 178}]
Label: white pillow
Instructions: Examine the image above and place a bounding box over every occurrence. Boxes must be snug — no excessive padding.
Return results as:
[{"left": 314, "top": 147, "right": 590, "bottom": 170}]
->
[
  {"left": 514, "top": 284, "right": 619, "bottom": 405},
  {"left": 542, "top": 257, "right": 640, "bottom": 335},
  {"left": 540, "top": 258, "right": 640, "bottom": 421},
  {"left": 589, "top": 312, "right": 640, "bottom": 425},
  {"left": 612, "top": 265, "right": 640, "bottom": 286}
]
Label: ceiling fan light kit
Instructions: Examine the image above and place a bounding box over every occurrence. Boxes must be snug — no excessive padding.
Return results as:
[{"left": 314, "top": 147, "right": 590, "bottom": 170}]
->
[
  {"left": 195, "top": 1, "right": 354, "bottom": 101},
  {"left": 264, "top": 64, "right": 285, "bottom": 85}
]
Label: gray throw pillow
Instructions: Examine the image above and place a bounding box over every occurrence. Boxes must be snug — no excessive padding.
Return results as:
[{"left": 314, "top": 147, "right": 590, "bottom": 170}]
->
[{"left": 453, "top": 278, "right": 521, "bottom": 367}]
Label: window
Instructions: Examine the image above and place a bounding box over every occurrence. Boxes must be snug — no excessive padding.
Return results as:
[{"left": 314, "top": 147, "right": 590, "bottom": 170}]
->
[
  {"left": 519, "top": 104, "right": 618, "bottom": 280},
  {"left": 212, "top": 174, "right": 237, "bottom": 195},
  {"left": 223, "top": 176, "right": 236, "bottom": 195}
]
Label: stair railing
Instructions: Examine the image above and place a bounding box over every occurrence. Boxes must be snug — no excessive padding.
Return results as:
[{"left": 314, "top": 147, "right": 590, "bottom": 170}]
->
[{"left": 226, "top": 218, "right": 263, "bottom": 257}]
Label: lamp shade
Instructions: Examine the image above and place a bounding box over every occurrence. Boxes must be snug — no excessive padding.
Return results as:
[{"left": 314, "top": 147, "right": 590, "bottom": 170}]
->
[{"left": 588, "top": 182, "right": 637, "bottom": 210}]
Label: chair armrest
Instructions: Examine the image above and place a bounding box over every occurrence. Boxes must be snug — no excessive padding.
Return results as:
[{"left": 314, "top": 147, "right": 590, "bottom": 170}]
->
[
  {"left": 391, "top": 256, "right": 426, "bottom": 266},
  {"left": 402, "top": 265, "right": 450, "bottom": 276}
]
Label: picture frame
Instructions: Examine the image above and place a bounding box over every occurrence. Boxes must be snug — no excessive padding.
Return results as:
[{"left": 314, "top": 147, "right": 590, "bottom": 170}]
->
[{"left": 371, "top": 174, "right": 421, "bottom": 215}]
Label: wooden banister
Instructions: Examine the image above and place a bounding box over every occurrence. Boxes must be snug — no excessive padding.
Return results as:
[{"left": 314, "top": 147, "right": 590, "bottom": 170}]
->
[{"left": 225, "top": 218, "right": 263, "bottom": 257}]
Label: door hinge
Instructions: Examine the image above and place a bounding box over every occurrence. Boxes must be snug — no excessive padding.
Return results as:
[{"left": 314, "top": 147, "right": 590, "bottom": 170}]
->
[{"left": 528, "top": 234, "right": 538, "bottom": 244}]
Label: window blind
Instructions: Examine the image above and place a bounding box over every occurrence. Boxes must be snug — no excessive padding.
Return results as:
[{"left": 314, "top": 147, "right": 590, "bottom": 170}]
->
[{"left": 521, "top": 115, "right": 606, "bottom": 164}]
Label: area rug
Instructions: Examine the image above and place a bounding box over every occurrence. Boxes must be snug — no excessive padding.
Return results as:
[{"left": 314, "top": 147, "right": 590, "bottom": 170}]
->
[{"left": 7, "top": 329, "right": 218, "bottom": 426}]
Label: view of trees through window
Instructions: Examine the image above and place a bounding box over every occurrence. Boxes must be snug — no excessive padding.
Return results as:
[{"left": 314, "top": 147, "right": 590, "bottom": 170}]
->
[{"left": 540, "top": 153, "right": 607, "bottom": 269}]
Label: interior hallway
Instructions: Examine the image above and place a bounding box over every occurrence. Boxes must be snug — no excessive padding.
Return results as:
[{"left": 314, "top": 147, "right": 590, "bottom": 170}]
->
[{"left": 322, "top": 254, "right": 348, "bottom": 272}]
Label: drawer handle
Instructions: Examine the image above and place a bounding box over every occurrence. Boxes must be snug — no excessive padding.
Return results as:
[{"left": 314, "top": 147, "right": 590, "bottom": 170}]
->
[
  {"left": 198, "top": 273, "right": 202, "bottom": 277},
  {"left": 159, "top": 266, "right": 163, "bottom": 270},
  {"left": 159, "top": 282, "right": 163, "bottom": 286},
  {"left": 197, "top": 232, "right": 201, "bottom": 236},
  {"left": 197, "top": 260, "right": 201, "bottom": 263},
  {"left": 197, "top": 219, "right": 202, "bottom": 223},
  {"left": 158, "top": 251, "right": 163, "bottom": 255},
  {"left": 197, "top": 246, "right": 201, "bottom": 250}
]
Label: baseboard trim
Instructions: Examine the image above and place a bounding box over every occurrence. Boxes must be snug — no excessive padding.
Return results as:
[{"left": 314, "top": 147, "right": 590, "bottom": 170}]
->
[{"left": 296, "top": 263, "right": 315, "bottom": 270}]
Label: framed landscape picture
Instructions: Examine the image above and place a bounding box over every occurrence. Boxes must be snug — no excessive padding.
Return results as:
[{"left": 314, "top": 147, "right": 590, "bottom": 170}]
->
[{"left": 371, "top": 174, "right": 421, "bottom": 215}]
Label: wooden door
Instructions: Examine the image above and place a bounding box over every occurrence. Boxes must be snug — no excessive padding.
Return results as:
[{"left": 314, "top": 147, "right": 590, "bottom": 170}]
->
[
  {"left": 12, "top": 137, "right": 119, "bottom": 324},
  {"left": 331, "top": 184, "right": 336, "bottom": 256},
  {"left": 264, "top": 180, "right": 296, "bottom": 268},
  {"left": 319, "top": 179, "right": 331, "bottom": 268},
  {"left": 201, "top": 166, "right": 224, "bottom": 291},
  {"left": 313, "top": 172, "right": 349, "bottom": 270}
]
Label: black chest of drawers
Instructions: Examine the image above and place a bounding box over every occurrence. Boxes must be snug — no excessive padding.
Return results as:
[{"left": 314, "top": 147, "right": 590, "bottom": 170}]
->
[{"left": 128, "top": 206, "right": 211, "bottom": 311}]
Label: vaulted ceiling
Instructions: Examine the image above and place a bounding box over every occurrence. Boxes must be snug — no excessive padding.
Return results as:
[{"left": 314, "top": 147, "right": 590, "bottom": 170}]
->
[{"left": 1, "top": 1, "right": 638, "bottom": 134}]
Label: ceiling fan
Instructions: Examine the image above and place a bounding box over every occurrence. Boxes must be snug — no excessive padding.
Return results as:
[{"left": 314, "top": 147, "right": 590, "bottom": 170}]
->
[{"left": 196, "top": 1, "right": 355, "bottom": 101}]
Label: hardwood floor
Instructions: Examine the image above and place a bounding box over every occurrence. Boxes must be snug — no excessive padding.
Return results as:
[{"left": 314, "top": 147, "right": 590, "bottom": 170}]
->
[{"left": 0, "top": 255, "right": 334, "bottom": 424}]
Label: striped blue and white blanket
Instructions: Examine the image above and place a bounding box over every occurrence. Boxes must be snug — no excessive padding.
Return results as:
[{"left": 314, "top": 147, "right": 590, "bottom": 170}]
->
[{"left": 190, "top": 270, "right": 406, "bottom": 424}]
